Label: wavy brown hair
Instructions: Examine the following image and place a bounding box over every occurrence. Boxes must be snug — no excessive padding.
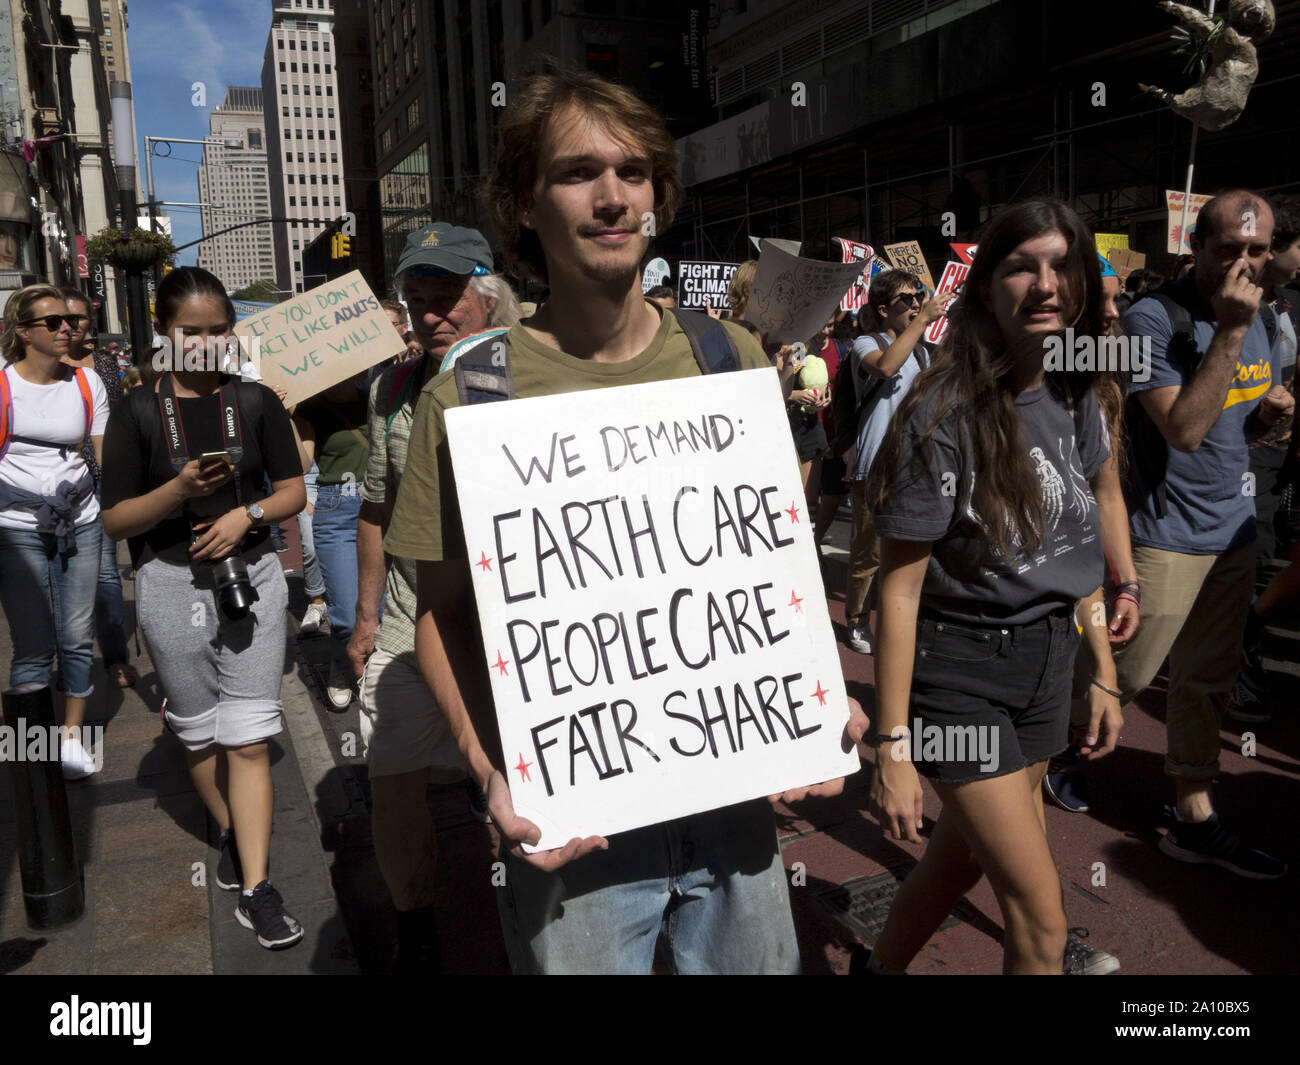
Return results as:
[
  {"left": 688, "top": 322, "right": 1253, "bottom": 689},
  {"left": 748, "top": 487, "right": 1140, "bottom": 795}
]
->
[
  {"left": 868, "top": 199, "right": 1108, "bottom": 557},
  {"left": 2, "top": 284, "right": 66, "bottom": 363},
  {"left": 485, "top": 64, "right": 683, "bottom": 284}
]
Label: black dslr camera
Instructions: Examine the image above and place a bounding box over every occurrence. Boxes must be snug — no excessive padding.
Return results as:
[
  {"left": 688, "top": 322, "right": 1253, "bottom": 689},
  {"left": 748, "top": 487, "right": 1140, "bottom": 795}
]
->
[{"left": 191, "top": 523, "right": 259, "bottom": 620}]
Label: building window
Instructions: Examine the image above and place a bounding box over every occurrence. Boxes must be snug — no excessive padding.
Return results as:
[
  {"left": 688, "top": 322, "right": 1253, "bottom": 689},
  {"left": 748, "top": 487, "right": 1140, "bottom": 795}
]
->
[
  {"left": 323, "top": 40, "right": 330, "bottom": 52},
  {"left": 289, "top": 196, "right": 297, "bottom": 206},
  {"left": 312, "top": 197, "right": 319, "bottom": 206},
  {"left": 333, "top": 196, "right": 340, "bottom": 206},
  {"left": 326, "top": 86, "right": 333, "bottom": 97},
  {"left": 330, "top": 152, "right": 338, "bottom": 163},
  {"left": 315, "top": 85, "right": 322, "bottom": 95},
  {"left": 292, "top": 85, "right": 299, "bottom": 95},
  {"left": 309, "top": 174, "right": 317, "bottom": 184},
  {"left": 329, "top": 130, "right": 336, "bottom": 141},
  {"left": 314, "top": 64, "right": 320, "bottom": 74},
  {"left": 279, "top": 62, "right": 285, "bottom": 72},
  {"left": 277, "top": 38, "right": 284, "bottom": 49},
  {"left": 280, "top": 84, "right": 287, "bottom": 95},
  {"left": 332, "top": 175, "right": 339, "bottom": 184},
  {"left": 312, "top": 40, "right": 319, "bottom": 51},
  {"left": 289, "top": 39, "right": 295, "bottom": 49},
  {"left": 327, "top": 108, "right": 334, "bottom": 118},
  {"left": 309, "top": 152, "right": 316, "bottom": 162},
  {"left": 293, "top": 107, "right": 301, "bottom": 117},
  {"left": 282, "top": 106, "right": 289, "bottom": 117},
  {"left": 307, "top": 129, "right": 314, "bottom": 139},
  {"left": 325, "top": 63, "right": 331, "bottom": 74},
  {"left": 297, "top": 152, "right": 305, "bottom": 161}
]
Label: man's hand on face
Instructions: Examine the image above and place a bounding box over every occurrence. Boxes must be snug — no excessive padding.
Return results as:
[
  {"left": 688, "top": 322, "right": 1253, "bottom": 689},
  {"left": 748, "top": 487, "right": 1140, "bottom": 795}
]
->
[{"left": 1212, "top": 257, "right": 1264, "bottom": 332}]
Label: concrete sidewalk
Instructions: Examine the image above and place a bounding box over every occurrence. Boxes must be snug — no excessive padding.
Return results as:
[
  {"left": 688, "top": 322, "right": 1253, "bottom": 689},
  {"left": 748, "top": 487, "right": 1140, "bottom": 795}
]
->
[{"left": 0, "top": 537, "right": 355, "bottom": 975}]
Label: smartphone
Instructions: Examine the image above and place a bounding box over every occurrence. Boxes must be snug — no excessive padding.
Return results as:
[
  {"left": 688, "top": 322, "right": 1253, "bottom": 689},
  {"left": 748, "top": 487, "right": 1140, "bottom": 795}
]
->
[{"left": 198, "top": 450, "right": 233, "bottom": 467}]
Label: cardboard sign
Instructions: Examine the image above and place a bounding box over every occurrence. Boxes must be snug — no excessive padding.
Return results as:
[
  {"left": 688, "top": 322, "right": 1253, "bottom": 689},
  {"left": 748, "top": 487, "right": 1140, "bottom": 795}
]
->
[
  {"left": 950, "top": 243, "right": 978, "bottom": 266},
  {"left": 924, "top": 261, "right": 970, "bottom": 345},
  {"left": 1093, "top": 232, "right": 1129, "bottom": 264},
  {"left": 676, "top": 260, "right": 739, "bottom": 311},
  {"left": 833, "top": 238, "right": 874, "bottom": 313},
  {"left": 1166, "top": 190, "right": 1213, "bottom": 254},
  {"left": 233, "top": 271, "right": 401, "bottom": 406},
  {"left": 444, "top": 370, "right": 859, "bottom": 847},
  {"left": 1107, "top": 248, "right": 1146, "bottom": 280},
  {"left": 883, "top": 241, "right": 935, "bottom": 290},
  {"left": 746, "top": 243, "right": 867, "bottom": 344}
]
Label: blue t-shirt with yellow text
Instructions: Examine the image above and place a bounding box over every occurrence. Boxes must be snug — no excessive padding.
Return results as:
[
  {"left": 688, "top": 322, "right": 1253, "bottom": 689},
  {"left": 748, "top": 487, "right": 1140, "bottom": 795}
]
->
[{"left": 1124, "top": 279, "right": 1279, "bottom": 553}]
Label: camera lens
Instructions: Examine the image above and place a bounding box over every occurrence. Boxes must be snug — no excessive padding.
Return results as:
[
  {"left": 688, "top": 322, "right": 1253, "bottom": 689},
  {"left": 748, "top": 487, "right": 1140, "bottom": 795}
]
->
[{"left": 211, "top": 555, "right": 259, "bottom": 618}]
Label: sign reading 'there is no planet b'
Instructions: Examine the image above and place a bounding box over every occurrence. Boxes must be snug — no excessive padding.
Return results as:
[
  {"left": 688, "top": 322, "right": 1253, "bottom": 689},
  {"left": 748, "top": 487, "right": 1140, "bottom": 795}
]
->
[
  {"left": 445, "top": 369, "right": 859, "bottom": 848},
  {"left": 234, "top": 270, "right": 402, "bottom": 406}
]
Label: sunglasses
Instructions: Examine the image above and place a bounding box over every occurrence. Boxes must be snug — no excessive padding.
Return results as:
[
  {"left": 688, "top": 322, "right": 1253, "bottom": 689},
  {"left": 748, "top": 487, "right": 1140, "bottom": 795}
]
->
[
  {"left": 20, "top": 314, "right": 82, "bottom": 331},
  {"left": 891, "top": 293, "right": 923, "bottom": 307}
]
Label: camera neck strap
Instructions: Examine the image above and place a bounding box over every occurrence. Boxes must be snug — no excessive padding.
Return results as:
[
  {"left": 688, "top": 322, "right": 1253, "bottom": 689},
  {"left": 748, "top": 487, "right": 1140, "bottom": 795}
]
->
[{"left": 156, "top": 374, "right": 246, "bottom": 502}]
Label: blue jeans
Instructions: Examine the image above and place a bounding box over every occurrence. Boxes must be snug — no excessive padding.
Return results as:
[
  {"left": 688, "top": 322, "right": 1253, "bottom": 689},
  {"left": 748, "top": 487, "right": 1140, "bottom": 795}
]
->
[
  {"left": 497, "top": 799, "right": 800, "bottom": 974},
  {"left": 311, "top": 481, "right": 362, "bottom": 663},
  {"left": 0, "top": 521, "right": 102, "bottom": 697},
  {"left": 298, "top": 468, "right": 326, "bottom": 600},
  {"left": 95, "top": 509, "right": 128, "bottom": 666}
]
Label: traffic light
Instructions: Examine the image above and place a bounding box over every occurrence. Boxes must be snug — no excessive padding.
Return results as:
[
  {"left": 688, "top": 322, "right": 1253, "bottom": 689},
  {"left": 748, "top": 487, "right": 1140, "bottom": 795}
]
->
[{"left": 330, "top": 233, "right": 352, "bottom": 259}]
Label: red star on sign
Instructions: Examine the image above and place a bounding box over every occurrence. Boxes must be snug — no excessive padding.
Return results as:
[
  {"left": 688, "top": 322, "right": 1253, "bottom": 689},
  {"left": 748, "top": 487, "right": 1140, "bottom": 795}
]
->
[
  {"left": 492, "top": 651, "right": 510, "bottom": 676},
  {"left": 476, "top": 551, "right": 493, "bottom": 572},
  {"left": 811, "top": 681, "right": 829, "bottom": 706},
  {"left": 789, "top": 590, "right": 803, "bottom": 613},
  {"left": 785, "top": 501, "right": 801, "bottom": 524},
  {"left": 515, "top": 753, "right": 532, "bottom": 783}
]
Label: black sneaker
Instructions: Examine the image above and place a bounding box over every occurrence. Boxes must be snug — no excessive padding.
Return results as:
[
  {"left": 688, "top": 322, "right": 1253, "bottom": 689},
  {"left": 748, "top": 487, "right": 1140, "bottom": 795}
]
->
[
  {"left": 216, "top": 829, "right": 242, "bottom": 891},
  {"left": 1158, "top": 809, "right": 1287, "bottom": 880},
  {"left": 271, "top": 530, "right": 290, "bottom": 553},
  {"left": 1062, "top": 927, "right": 1120, "bottom": 974},
  {"left": 1224, "top": 673, "right": 1271, "bottom": 724},
  {"left": 1043, "top": 747, "right": 1090, "bottom": 813},
  {"left": 465, "top": 777, "right": 491, "bottom": 823},
  {"left": 236, "top": 881, "right": 304, "bottom": 949}
]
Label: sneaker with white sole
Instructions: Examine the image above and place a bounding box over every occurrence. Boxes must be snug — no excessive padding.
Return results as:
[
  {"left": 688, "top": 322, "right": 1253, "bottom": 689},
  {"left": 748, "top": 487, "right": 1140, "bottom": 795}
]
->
[
  {"left": 1224, "top": 674, "right": 1271, "bottom": 724},
  {"left": 1158, "top": 808, "right": 1287, "bottom": 880},
  {"left": 299, "top": 601, "right": 328, "bottom": 636},
  {"left": 216, "top": 829, "right": 243, "bottom": 892},
  {"left": 326, "top": 662, "right": 354, "bottom": 711},
  {"left": 1062, "top": 927, "right": 1120, "bottom": 975},
  {"left": 846, "top": 626, "right": 873, "bottom": 655},
  {"left": 60, "top": 736, "right": 97, "bottom": 780},
  {"left": 236, "top": 880, "right": 304, "bottom": 949}
]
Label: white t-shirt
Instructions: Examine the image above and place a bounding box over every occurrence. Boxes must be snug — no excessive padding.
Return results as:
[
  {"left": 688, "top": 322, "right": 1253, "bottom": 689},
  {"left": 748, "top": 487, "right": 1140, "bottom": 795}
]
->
[
  {"left": 0, "top": 364, "right": 110, "bottom": 529},
  {"left": 849, "top": 334, "right": 928, "bottom": 482}
]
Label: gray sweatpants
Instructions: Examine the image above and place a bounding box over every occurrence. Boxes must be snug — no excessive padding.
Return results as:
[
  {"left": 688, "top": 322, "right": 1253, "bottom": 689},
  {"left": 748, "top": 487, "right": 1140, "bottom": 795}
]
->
[{"left": 136, "top": 549, "right": 288, "bottom": 750}]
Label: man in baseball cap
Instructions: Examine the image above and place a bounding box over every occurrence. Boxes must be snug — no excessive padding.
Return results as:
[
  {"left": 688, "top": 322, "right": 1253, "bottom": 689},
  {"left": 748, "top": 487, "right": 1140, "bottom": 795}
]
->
[{"left": 395, "top": 221, "right": 495, "bottom": 281}]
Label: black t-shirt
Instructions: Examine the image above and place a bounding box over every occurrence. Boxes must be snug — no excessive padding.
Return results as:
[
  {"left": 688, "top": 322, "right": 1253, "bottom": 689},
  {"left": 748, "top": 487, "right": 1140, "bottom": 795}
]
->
[
  {"left": 100, "top": 376, "right": 301, "bottom": 567},
  {"left": 872, "top": 381, "right": 1109, "bottom": 625}
]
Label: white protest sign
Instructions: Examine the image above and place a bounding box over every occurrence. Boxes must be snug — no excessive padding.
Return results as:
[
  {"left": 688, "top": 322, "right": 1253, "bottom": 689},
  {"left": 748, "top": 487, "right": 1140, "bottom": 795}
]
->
[
  {"left": 445, "top": 370, "right": 859, "bottom": 848},
  {"left": 233, "top": 270, "right": 403, "bottom": 407},
  {"left": 745, "top": 242, "right": 867, "bottom": 345},
  {"left": 676, "top": 260, "right": 739, "bottom": 311},
  {"left": 834, "top": 238, "right": 874, "bottom": 313},
  {"left": 642, "top": 257, "right": 671, "bottom": 292},
  {"left": 924, "top": 261, "right": 970, "bottom": 345}
]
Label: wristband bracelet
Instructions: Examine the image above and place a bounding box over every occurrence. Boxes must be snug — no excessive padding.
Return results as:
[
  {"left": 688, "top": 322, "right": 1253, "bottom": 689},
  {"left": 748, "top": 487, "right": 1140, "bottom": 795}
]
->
[
  {"left": 1091, "top": 677, "right": 1122, "bottom": 698},
  {"left": 1114, "top": 592, "right": 1140, "bottom": 609},
  {"left": 865, "top": 730, "right": 911, "bottom": 747}
]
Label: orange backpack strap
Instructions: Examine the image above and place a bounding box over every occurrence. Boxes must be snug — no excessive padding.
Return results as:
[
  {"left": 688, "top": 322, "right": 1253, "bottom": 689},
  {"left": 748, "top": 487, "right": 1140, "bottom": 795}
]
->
[
  {"left": 0, "top": 369, "right": 12, "bottom": 460},
  {"left": 74, "top": 367, "right": 94, "bottom": 443}
]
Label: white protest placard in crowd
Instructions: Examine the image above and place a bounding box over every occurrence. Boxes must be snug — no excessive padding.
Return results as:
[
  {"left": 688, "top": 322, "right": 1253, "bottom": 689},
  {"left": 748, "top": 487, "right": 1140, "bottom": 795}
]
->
[
  {"left": 445, "top": 370, "right": 859, "bottom": 848},
  {"left": 834, "top": 238, "right": 874, "bottom": 313},
  {"left": 1166, "top": 189, "right": 1213, "bottom": 255},
  {"left": 642, "top": 257, "right": 671, "bottom": 292},
  {"left": 234, "top": 271, "right": 403, "bottom": 407},
  {"left": 924, "top": 260, "right": 970, "bottom": 345},
  {"left": 676, "top": 260, "right": 739, "bottom": 311},
  {"left": 745, "top": 242, "right": 868, "bottom": 345}
]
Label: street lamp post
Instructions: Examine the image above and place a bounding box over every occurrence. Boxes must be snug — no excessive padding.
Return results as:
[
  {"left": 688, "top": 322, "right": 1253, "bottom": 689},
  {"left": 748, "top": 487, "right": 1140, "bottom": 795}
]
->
[{"left": 109, "top": 82, "right": 151, "bottom": 360}]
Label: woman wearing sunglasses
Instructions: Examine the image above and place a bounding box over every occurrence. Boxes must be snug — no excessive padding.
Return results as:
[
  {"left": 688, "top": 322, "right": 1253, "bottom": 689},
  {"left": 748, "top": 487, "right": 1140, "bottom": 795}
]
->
[
  {"left": 862, "top": 200, "right": 1124, "bottom": 974},
  {"left": 0, "top": 285, "right": 111, "bottom": 779}
]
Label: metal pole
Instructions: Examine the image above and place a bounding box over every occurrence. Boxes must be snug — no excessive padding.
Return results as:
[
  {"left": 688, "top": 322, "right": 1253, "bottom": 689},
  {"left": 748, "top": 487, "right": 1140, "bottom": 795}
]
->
[
  {"left": 1177, "top": 0, "right": 1217, "bottom": 255},
  {"left": 110, "top": 82, "right": 151, "bottom": 362}
]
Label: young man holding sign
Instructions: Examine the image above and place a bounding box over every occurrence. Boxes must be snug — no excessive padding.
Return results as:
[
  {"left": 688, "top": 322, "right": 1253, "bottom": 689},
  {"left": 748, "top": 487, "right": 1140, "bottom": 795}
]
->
[{"left": 385, "top": 70, "right": 865, "bottom": 974}]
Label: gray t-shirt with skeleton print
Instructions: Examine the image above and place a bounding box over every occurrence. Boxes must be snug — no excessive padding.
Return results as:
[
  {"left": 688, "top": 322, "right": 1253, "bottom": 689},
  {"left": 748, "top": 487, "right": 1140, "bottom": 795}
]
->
[{"left": 872, "top": 382, "right": 1109, "bottom": 625}]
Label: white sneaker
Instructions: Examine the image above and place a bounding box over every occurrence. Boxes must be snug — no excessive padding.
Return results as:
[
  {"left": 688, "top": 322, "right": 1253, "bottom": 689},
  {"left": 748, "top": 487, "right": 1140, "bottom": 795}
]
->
[
  {"left": 847, "top": 626, "right": 873, "bottom": 655},
  {"left": 326, "top": 662, "right": 354, "bottom": 711},
  {"left": 60, "top": 736, "right": 97, "bottom": 780},
  {"left": 299, "top": 601, "right": 328, "bottom": 635}
]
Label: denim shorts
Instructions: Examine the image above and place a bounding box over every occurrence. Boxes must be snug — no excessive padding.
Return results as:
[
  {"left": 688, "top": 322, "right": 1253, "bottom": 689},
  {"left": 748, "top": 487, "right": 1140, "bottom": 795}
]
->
[{"left": 906, "top": 606, "right": 1079, "bottom": 783}]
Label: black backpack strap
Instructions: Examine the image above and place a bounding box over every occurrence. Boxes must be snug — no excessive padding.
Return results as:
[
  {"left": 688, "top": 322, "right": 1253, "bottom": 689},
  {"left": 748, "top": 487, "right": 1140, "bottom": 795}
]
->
[
  {"left": 1259, "top": 302, "right": 1278, "bottom": 349},
  {"left": 452, "top": 333, "right": 516, "bottom": 406},
  {"left": 670, "top": 308, "right": 741, "bottom": 374}
]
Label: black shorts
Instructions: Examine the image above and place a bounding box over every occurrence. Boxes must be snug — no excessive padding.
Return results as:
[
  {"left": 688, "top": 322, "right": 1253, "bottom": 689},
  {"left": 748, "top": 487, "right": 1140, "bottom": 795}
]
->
[
  {"left": 820, "top": 455, "right": 847, "bottom": 496},
  {"left": 904, "top": 608, "right": 1079, "bottom": 784},
  {"left": 787, "top": 408, "right": 828, "bottom": 463}
]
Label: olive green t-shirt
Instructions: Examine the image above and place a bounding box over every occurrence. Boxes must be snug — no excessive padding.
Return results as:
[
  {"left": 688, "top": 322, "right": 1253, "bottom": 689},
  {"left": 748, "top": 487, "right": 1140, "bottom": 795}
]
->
[{"left": 384, "top": 307, "right": 774, "bottom": 563}]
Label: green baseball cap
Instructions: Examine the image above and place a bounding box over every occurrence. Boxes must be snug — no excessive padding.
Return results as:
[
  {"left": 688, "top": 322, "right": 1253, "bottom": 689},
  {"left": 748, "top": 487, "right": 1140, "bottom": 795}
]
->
[{"left": 396, "top": 222, "right": 494, "bottom": 277}]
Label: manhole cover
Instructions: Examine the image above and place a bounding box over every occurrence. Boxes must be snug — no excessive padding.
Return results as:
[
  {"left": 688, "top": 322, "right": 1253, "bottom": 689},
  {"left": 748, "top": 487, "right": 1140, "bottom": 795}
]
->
[{"left": 815, "top": 868, "right": 976, "bottom": 946}]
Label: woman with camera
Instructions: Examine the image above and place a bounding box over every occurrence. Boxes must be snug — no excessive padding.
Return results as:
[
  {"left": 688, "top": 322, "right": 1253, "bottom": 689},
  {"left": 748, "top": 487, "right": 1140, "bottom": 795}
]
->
[
  {"left": 0, "top": 284, "right": 110, "bottom": 779},
  {"left": 100, "top": 267, "right": 307, "bottom": 950}
]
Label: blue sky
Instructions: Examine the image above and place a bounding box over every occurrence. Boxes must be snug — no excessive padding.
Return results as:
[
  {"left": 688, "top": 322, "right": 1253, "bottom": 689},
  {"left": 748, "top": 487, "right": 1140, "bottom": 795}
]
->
[{"left": 126, "top": 0, "right": 273, "bottom": 267}]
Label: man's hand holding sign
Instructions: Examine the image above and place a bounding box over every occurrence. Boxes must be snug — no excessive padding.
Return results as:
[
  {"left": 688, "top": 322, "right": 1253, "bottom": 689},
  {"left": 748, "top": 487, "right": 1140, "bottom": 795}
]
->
[{"left": 445, "top": 370, "right": 862, "bottom": 856}]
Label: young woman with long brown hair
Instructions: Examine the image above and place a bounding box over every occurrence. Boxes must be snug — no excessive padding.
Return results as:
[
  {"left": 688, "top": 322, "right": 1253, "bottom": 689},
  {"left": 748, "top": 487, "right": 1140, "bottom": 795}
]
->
[{"left": 861, "top": 200, "right": 1127, "bottom": 975}]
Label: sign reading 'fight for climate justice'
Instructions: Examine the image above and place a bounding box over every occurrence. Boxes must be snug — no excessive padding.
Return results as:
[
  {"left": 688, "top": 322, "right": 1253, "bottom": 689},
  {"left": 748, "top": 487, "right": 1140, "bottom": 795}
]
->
[{"left": 445, "top": 370, "right": 859, "bottom": 848}]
